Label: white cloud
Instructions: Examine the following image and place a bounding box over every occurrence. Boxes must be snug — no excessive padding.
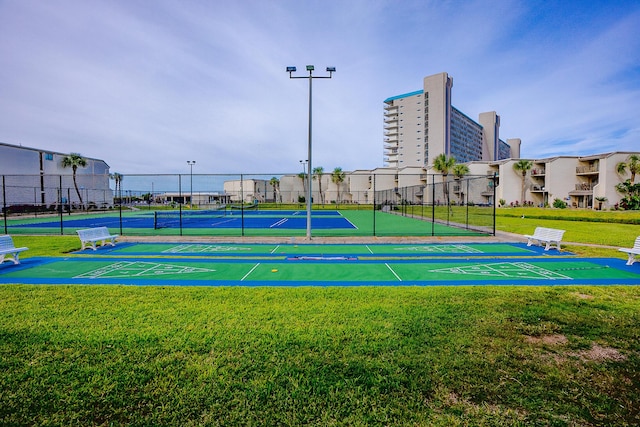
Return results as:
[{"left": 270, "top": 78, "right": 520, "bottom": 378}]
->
[{"left": 0, "top": 0, "right": 639, "bottom": 175}]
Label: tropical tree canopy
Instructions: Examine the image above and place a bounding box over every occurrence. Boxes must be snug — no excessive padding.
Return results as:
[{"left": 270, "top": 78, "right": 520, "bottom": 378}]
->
[
  {"left": 513, "top": 159, "right": 533, "bottom": 204},
  {"left": 269, "top": 177, "right": 280, "bottom": 203},
  {"left": 616, "top": 154, "right": 640, "bottom": 183},
  {"left": 110, "top": 172, "right": 124, "bottom": 202},
  {"left": 432, "top": 154, "right": 456, "bottom": 206},
  {"left": 331, "top": 167, "right": 346, "bottom": 203},
  {"left": 615, "top": 179, "right": 640, "bottom": 210},
  {"left": 61, "top": 153, "right": 87, "bottom": 172},
  {"left": 432, "top": 153, "right": 456, "bottom": 177},
  {"left": 452, "top": 163, "right": 470, "bottom": 180},
  {"left": 313, "top": 166, "right": 325, "bottom": 205},
  {"left": 513, "top": 159, "right": 533, "bottom": 177},
  {"left": 61, "top": 153, "right": 87, "bottom": 207}
]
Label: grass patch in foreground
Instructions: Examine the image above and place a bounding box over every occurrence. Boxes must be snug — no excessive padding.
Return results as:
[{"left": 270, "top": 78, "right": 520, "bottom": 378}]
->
[{"left": 1, "top": 285, "right": 639, "bottom": 426}]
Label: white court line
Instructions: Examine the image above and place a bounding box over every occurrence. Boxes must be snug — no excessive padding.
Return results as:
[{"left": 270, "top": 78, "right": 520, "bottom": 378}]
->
[
  {"left": 211, "top": 218, "right": 237, "bottom": 227},
  {"left": 270, "top": 245, "right": 280, "bottom": 254},
  {"left": 241, "top": 263, "right": 261, "bottom": 281},
  {"left": 385, "top": 263, "right": 402, "bottom": 281},
  {"left": 365, "top": 245, "right": 374, "bottom": 254},
  {"left": 342, "top": 216, "right": 359, "bottom": 230},
  {"left": 270, "top": 218, "right": 288, "bottom": 228}
]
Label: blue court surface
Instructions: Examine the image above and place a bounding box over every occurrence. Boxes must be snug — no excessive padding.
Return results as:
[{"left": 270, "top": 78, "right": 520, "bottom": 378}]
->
[
  {"left": 10, "top": 210, "right": 357, "bottom": 230},
  {"left": 1, "top": 242, "right": 638, "bottom": 287}
]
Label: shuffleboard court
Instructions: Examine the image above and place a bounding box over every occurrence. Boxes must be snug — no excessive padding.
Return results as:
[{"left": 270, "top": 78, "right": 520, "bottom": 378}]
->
[
  {"left": 1, "top": 257, "right": 638, "bottom": 286},
  {"left": 81, "top": 242, "right": 557, "bottom": 257}
]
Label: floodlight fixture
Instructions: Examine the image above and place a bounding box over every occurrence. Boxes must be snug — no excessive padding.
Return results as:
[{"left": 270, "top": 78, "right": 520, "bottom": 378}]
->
[
  {"left": 326, "top": 67, "right": 336, "bottom": 72},
  {"left": 306, "top": 65, "right": 314, "bottom": 71},
  {"left": 286, "top": 66, "right": 297, "bottom": 72}
]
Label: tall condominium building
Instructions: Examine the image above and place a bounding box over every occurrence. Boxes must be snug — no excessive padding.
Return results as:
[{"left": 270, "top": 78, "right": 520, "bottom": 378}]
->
[{"left": 383, "top": 72, "right": 520, "bottom": 168}]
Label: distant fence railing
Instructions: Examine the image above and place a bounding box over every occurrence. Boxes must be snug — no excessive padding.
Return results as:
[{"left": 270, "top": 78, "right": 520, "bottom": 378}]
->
[{"left": 2, "top": 173, "right": 496, "bottom": 237}]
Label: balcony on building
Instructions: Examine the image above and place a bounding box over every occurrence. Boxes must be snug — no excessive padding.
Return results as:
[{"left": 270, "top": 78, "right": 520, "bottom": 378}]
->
[
  {"left": 480, "top": 185, "right": 495, "bottom": 196},
  {"left": 576, "top": 164, "right": 599, "bottom": 175},
  {"left": 569, "top": 182, "right": 596, "bottom": 195},
  {"left": 384, "top": 134, "right": 398, "bottom": 143},
  {"left": 531, "top": 167, "right": 546, "bottom": 176}
]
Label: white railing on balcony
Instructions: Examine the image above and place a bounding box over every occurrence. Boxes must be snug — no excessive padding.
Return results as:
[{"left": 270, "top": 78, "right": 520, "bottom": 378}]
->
[
  {"left": 576, "top": 165, "right": 599, "bottom": 174},
  {"left": 575, "top": 182, "right": 596, "bottom": 191}
]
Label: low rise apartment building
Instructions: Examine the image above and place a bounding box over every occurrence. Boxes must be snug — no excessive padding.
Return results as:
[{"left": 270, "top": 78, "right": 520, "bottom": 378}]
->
[
  {"left": 0, "top": 141, "right": 112, "bottom": 210},
  {"left": 467, "top": 152, "right": 638, "bottom": 209},
  {"left": 268, "top": 151, "right": 638, "bottom": 210}
]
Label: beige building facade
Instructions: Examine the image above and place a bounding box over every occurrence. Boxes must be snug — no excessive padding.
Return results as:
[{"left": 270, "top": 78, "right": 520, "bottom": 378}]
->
[
  {"left": 383, "top": 72, "right": 521, "bottom": 169},
  {"left": 467, "top": 152, "right": 639, "bottom": 209},
  {"left": 254, "top": 151, "right": 638, "bottom": 211}
]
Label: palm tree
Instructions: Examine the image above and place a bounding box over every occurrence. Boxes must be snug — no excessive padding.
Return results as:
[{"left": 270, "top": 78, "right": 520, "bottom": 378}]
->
[
  {"left": 452, "top": 163, "right": 470, "bottom": 204},
  {"left": 616, "top": 154, "right": 640, "bottom": 184},
  {"left": 313, "top": 166, "right": 325, "bottom": 205},
  {"left": 513, "top": 159, "right": 533, "bottom": 204},
  {"left": 109, "top": 172, "right": 123, "bottom": 205},
  {"left": 331, "top": 167, "right": 346, "bottom": 204},
  {"left": 432, "top": 153, "right": 456, "bottom": 206},
  {"left": 269, "top": 177, "right": 280, "bottom": 203},
  {"left": 297, "top": 172, "right": 307, "bottom": 202},
  {"left": 61, "top": 153, "right": 87, "bottom": 208}
]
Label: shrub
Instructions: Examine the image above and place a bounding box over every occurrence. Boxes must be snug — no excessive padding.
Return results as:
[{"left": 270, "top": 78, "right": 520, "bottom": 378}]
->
[{"left": 553, "top": 198, "right": 567, "bottom": 209}]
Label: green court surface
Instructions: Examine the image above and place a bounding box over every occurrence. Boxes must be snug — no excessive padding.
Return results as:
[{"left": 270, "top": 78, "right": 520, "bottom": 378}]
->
[
  {"left": 99, "top": 242, "right": 542, "bottom": 257},
  {"left": 1, "top": 241, "right": 638, "bottom": 286}
]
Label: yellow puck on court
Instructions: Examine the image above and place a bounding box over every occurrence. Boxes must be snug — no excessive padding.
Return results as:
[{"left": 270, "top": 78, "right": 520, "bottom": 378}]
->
[{"left": 271, "top": 269, "right": 278, "bottom": 273}]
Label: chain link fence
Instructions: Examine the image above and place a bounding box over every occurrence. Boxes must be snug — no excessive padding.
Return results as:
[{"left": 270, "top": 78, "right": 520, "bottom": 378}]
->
[{"left": 2, "top": 172, "right": 496, "bottom": 237}]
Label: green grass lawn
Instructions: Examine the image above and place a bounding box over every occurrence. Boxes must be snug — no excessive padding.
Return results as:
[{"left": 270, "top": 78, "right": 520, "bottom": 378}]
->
[
  {"left": 2, "top": 210, "right": 640, "bottom": 425},
  {"left": 2, "top": 285, "right": 639, "bottom": 426}
]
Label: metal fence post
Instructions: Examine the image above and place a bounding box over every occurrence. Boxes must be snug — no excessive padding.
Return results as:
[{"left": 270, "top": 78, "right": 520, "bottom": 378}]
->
[
  {"left": 2, "top": 176, "right": 7, "bottom": 234},
  {"left": 372, "top": 173, "right": 376, "bottom": 237},
  {"left": 179, "top": 174, "right": 183, "bottom": 236}
]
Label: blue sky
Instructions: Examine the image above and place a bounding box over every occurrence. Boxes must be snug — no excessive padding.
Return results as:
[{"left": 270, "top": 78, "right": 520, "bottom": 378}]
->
[{"left": 1, "top": 0, "right": 638, "bottom": 174}]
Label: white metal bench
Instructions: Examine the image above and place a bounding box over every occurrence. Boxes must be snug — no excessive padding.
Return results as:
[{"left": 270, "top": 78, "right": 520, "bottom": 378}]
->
[
  {"left": 0, "top": 235, "right": 29, "bottom": 265},
  {"left": 77, "top": 227, "right": 119, "bottom": 251},
  {"left": 619, "top": 236, "right": 640, "bottom": 266},
  {"left": 524, "top": 227, "right": 565, "bottom": 251}
]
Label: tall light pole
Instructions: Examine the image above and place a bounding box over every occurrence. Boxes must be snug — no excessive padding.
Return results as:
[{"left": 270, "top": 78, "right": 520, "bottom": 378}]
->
[
  {"left": 299, "top": 159, "right": 308, "bottom": 203},
  {"left": 187, "top": 160, "right": 196, "bottom": 209},
  {"left": 287, "top": 65, "right": 335, "bottom": 240}
]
